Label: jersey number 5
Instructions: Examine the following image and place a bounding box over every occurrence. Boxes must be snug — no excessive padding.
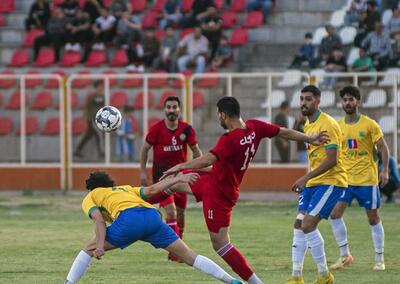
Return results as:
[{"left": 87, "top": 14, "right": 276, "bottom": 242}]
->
[{"left": 240, "top": 143, "right": 255, "bottom": 171}]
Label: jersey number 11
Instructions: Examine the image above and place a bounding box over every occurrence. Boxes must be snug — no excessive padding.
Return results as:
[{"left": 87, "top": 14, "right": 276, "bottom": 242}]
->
[{"left": 240, "top": 143, "right": 255, "bottom": 171}]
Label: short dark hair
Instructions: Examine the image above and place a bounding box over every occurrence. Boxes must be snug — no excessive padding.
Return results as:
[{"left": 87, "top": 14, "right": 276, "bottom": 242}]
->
[
  {"left": 164, "top": 96, "right": 181, "bottom": 107},
  {"left": 280, "top": 101, "right": 289, "bottom": 109},
  {"left": 124, "top": 105, "right": 134, "bottom": 113},
  {"left": 305, "top": 32, "right": 312, "bottom": 39},
  {"left": 339, "top": 86, "right": 361, "bottom": 100},
  {"left": 217, "top": 96, "right": 240, "bottom": 118},
  {"left": 301, "top": 85, "right": 321, "bottom": 97},
  {"left": 93, "top": 80, "right": 103, "bottom": 88},
  {"left": 86, "top": 171, "right": 115, "bottom": 191}
]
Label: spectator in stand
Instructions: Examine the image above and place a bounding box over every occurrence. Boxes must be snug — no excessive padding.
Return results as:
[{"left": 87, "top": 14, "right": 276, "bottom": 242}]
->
[
  {"left": 355, "top": 0, "right": 381, "bottom": 47},
  {"left": 33, "top": 7, "right": 68, "bottom": 63},
  {"left": 58, "top": 0, "right": 80, "bottom": 19},
  {"left": 159, "top": 0, "right": 182, "bottom": 29},
  {"left": 25, "top": 0, "right": 51, "bottom": 31},
  {"left": 351, "top": 47, "right": 375, "bottom": 71},
  {"left": 109, "top": 0, "right": 131, "bottom": 19},
  {"left": 318, "top": 24, "right": 342, "bottom": 65},
  {"left": 323, "top": 47, "right": 347, "bottom": 88},
  {"left": 246, "top": 0, "right": 275, "bottom": 23},
  {"left": 126, "top": 28, "right": 160, "bottom": 72},
  {"left": 154, "top": 25, "right": 179, "bottom": 72},
  {"left": 113, "top": 11, "right": 141, "bottom": 48},
  {"left": 83, "top": 0, "right": 104, "bottom": 23},
  {"left": 176, "top": 25, "right": 209, "bottom": 73},
  {"left": 293, "top": 113, "right": 307, "bottom": 164},
  {"left": 92, "top": 8, "right": 116, "bottom": 50},
  {"left": 65, "top": 9, "right": 93, "bottom": 52},
  {"left": 379, "top": 155, "right": 400, "bottom": 203},
  {"left": 344, "top": 0, "right": 366, "bottom": 26},
  {"left": 274, "top": 101, "right": 290, "bottom": 163},
  {"left": 290, "top": 32, "right": 315, "bottom": 69},
  {"left": 201, "top": 8, "right": 223, "bottom": 60},
  {"left": 211, "top": 35, "right": 232, "bottom": 68},
  {"left": 387, "top": 6, "right": 400, "bottom": 49},
  {"left": 116, "top": 106, "right": 136, "bottom": 162},
  {"left": 180, "top": 0, "right": 216, "bottom": 28},
  {"left": 362, "top": 21, "right": 392, "bottom": 70}
]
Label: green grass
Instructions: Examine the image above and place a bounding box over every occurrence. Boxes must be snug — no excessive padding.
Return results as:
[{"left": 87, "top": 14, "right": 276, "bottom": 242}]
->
[{"left": 0, "top": 195, "right": 399, "bottom": 284}]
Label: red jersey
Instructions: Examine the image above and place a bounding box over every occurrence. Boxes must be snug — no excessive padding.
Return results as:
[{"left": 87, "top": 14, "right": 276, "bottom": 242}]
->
[
  {"left": 146, "top": 119, "right": 198, "bottom": 181},
  {"left": 209, "top": 119, "right": 280, "bottom": 205}
]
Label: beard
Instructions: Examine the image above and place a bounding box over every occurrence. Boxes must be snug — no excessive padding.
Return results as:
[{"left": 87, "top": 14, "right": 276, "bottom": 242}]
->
[
  {"left": 220, "top": 120, "right": 227, "bottom": 129},
  {"left": 166, "top": 113, "right": 177, "bottom": 121},
  {"left": 343, "top": 105, "right": 356, "bottom": 115},
  {"left": 301, "top": 106, "right": 311, "bottom": 116}
]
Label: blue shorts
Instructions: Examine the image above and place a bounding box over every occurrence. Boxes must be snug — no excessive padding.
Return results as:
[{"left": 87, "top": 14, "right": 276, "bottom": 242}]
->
[
  {"left": 338, "top": 185, "right": 380, "bottom": 209},
  {"left": 298, "top": 185, "right": 345, "bottom": 219},
  {"left": 106, "top": 207, "right": 178, "bottom": 249}
]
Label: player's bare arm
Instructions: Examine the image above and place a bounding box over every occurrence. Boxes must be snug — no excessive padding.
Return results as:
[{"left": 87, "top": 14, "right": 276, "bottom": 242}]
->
[
  {"left": 277, "top": 128, "right": 330, "bottom": 146},
  {"left": 162, "top": 152, "right": 217, "bottom": 178},
  {"left": 139, "top": 141, "right": 152, "bottom": 186},
  {"left": 190, "top": 144, "right": 203, "bottom": 159},
  {"left": 376, "top": 137, "right": 390, "bottom": 187},
  {"left": 90, "top": 209, "right": 107, "bottom": 259},
  {"left": 291, "top": 148, "right": 338, "bottom": 192}
]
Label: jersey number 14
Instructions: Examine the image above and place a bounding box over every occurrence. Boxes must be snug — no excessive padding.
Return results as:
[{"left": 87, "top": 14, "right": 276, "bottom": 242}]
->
[{"left": 240, "top": 143, "right": 255, "bottom": 171}]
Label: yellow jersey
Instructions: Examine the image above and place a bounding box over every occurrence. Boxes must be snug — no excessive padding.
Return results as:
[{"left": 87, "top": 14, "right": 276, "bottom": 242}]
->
[
  {"left": 338, "top": 114, "right": 383, "bottom": 186},
  {"left": 304, "top": 111, "right": 348, "bottom": 187},
  {"left": 81, "top": 185, "right": 155, "bottom": 223}
]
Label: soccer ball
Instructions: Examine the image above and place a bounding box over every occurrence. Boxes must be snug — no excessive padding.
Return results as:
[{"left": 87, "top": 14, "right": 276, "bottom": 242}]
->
[{"left": 95, "top": 106, "right": 122, "bottom": 132}]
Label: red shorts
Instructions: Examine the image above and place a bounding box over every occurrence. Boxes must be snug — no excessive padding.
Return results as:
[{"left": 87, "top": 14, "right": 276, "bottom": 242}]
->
[
  {"left": 159, "top": 192, "right": 188, "bottom": 208},
  {"left": 189, "top": 171, "right": 233, "bottom": 233}
]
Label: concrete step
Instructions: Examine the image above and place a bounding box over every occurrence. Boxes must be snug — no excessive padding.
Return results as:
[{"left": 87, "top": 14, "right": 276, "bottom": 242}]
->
[
  {"left": 6, "top": 13, "right": 26, "bottom": 29},
  {"left": 268, "top": 11, "right": 332, "bottom": 28},
  {"left": 276, "top": 0, "right": 347, "bottom": 12},
  {"left": 0, "top": 28, "right": 24, "bottom": 44},
  {"left": 250, "top": 26, "right": 314, "bottom": 43},
  {"left": 16, "top": 0, "right": 34, "bottom": 13}
]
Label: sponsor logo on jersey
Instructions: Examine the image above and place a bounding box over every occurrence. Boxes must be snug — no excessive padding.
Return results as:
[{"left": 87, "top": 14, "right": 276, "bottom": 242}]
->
[
  {"left": 239, "top": 131, "right": 256, "bottom": 145},
  {"left": 163, "top": 145, "right": 184, "bottom": 152},
  {"left": 359, "top": 130, "right": 366, "bottom": 138},
  {"left": 347, "top": 139, "right": 358, "bottom": 149},
  {"left": 179, "top": 133, "right": 186, "bottom": 141}
]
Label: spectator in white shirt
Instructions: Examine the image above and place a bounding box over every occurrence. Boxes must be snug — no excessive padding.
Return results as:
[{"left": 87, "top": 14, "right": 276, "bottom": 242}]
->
[{"left": 92, "top": 7, "right": 116, "bottom": 49}]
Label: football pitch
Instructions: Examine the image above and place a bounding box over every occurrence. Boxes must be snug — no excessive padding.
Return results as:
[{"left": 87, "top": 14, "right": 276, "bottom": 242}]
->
[{"left": 0, "top": 195, "right": 398, "bottom": 284}]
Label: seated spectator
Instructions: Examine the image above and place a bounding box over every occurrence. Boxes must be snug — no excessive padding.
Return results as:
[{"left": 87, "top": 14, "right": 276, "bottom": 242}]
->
[
  {"left": 344, "top": 0, "right": 366, "bottom": 26},
  {"left": 58, "top": 0, "right": 80, "bottom": 19},
  {"left": 379, "top": 155, "right": 400, "bottom": 203},
  {"left": 127, "top": 28, "right": 160, "bottom": 72},
  {"left": 323, "top": 48, "right": 347, "bottom": 88},
  {"left": 362, "top": 22, "right": 392, "bottom": 70},
  {"left": 113, "top": 11, "right": 141, "bottom": 48},
  {"left": 176, "top": 25, "right": 209, "bottom": 73},
  {"left": 109, "top": 0, "right": 131, "bottom": 19},
  {"left": 83, "top": 0, "right": 104, "bottom": 23},
  {"left": 290, "top": 32, "right": 315, "bottom": 69},
  {"left": 355, "top": 0, "right": 381, "bottom": 47},
  {"left": 25, "top": 0, "right": 51, "bottom": 31},
  {"left": 319, "top": 24, "right": 342, "bottom": 65},
  {"left": 180, "top": 0, "right": 216, "bottom": 28},
  {"left": 92, "top": 8, "right": 117, "bottom": 50},
  {"left": 33, "top": 7, "right": 69, "bottom": 63},
  {"left": 159, "top": 0, "right": 182, "bottom": 29},
  {"left": 246, "top": 0, "right": 275, "bottom": 22},
  {"left": 201, "top": 8, "right": 222, "bottom": 60},
  {"left": 387, "top": 6, "right": 400, "bottom": 50},
  {"left": 154, "top": 25, "right": 179, "bottom": 72},
  {"left": 65, "top": 9, "right": 93, "bottom": 52},
  {"left": 211, "top": 35, "right": 232, "bottom": 68},
  {"left": 351, "top": 47, "right": 375, "bottom": 71}
]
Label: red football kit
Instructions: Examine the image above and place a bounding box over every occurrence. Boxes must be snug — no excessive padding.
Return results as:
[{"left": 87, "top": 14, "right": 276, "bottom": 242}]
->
[
  {"left": 146, "top": 119, "right": 198, "bottom": 208},
  {"left": 190, "top": 119, "right": 280, "bottom": 232}
]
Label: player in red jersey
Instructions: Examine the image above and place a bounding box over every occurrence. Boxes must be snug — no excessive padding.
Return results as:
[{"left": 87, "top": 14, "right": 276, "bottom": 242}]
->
[
  {"left": 146, "top": 97, "right": 329, "bottom": 283},
  {"left": 140, "top": 96, "right": 202, "bottom": 261}
]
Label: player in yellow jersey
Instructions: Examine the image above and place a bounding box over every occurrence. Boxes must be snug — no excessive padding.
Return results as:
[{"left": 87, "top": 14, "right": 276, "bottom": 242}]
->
[
  {"left": 63, "top": 171, "right": 244, "bottom": 284},
  {"left": 329, "top": 86, "right": 389, "bottom": 271},
  {"left": 285, "top": 85, "right": 348, "bottom": 284}
]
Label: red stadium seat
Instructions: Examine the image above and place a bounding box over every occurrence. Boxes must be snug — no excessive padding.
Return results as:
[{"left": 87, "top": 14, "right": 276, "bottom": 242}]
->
[
  {"left": 59, "top": 51, "right": 81, "bottom": 67},
  {"left": 221, "top": 11, "right": 237, "bottom": 28},
  {"left": 142, "top": 12, "right": 159, "bottom": 28},
  {"left": 42, "top": 117, "right": 60, "bottom": 135},
  {"left": 196, "top": 73, "right": 219, "bottom": 88},
  {"left": 133, "top": 91, "right": 153, "bottom": 109},
  {"left": 148, "top": 116, "right": 162, "bottom": 128},
  {"left": 179, "top": 28, "right": 193, "bottom": 39},
  {"left": 102, "top": 69, "right": 118, "bottom": 86},
  {"left": 0, "top": 117, "right": 13, "bottom": 135},
  {"left": 25, "top": 69, "right": 42, "bottom": 88},
  {"left": 70, "top": 92, "right": 79, "bottom": 109},
  {"left": 230, "top": 0, "right": 245, "bottom": 12},
  {"left": 110, "top": 49, "right": 128, "bottom": 67},
  {"left": 72, "top": 70, "right": 93, "bottom": 88},
  {"left": 85, "top": 50, "right": 107, "bottom": 67},
  {"left": 193, "top": 91, "right": 205, "bottom": 108},
  {"left": 154, "top": 29, "right": 166, "bottom": 41},
  {"left": 110, "top": 91, "right": 128, "bottom": 108},
  {"left": 17, "top": 116, "right": 39, "bottom": 136},
  {"left": 229, "top": 28, "right": 249, "bottom": 46},
  {"left": 121, "top": 71, "right": 143, "bottom": 88},
  {"left": 32, "top": 48, "right": 55, "bottom": 67},
  {"left": 157, "top": 91, "right": 179, "bottom": 109},
  {"left": 0, "top": 93, "right": 3, "bottom": 106},
  {"left": 149, "top": 70, "right": 168, "bottom": 88},
  {"left": 72, "top": 116, "right": 88, "bottom": 135},
  {"left": 213, "top": 0, "right": 224, "bottom": 9},
  {"left": 130, "top": 116, "right": 139, "bottom": 132},
  {"left": 0, "top": 0, "right": 15, "bottom": 13},
  {"left": 22, "top": 29, "right": 44, "bottom": 47},
  {"left": 7, "top": 49, "right": 30, "bottom": 67},
  {"left": 172, "top": 70, "right": 192, "bottom": 88},
  {"left": 152, "top": 0, "right": 164, "bottom": 12},
  {"left": 53, "top": 0, "right": 64, "bottom": 5},
  {"left": 6, "top": 91, "right": 27, "bottom": 110},
  {"left": 31, "top": 91, "right": 53, "bottom": 110},
  {"left": 0, "top": 15, "right": 5, "bottom": 27},
  {"left": 181, "top": 0, "right": 194, "bottom": 13},
  {"left": 45, "top": 70, "right": 65, "bottom": 88},
  {"left": 243, "top": 11, "right": 263, "bottom": 28},
  {"left": 131, "top": 0, "right": 146, "bottom": 12},
  {"left": 0, "top": 70, "right": 16, "bottom": 88}
]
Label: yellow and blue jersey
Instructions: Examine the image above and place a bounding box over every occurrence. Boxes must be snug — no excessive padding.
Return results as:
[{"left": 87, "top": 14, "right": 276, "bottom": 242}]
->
[
  {"left": 338, "top": 114, "right": 383, "bottom": 186},
  {"left": 304, "top": 111, "right": 348, "bottom": 188}
]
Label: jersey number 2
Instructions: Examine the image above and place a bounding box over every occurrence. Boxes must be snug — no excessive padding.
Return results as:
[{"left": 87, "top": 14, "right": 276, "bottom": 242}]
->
[{"left": 240, "top": 143, "right": 255, "bottom": 171}]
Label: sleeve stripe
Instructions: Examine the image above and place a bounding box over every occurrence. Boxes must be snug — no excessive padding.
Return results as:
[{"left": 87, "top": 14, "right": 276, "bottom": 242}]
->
[
  {"left": 88, "top": 206, "right": 99, "bottom": 219},
  {"left": 324, "top": 144, "right": 338, "bottom": 150},
  {"left": 140, "top": 187, "right": 148, "bottom": 201}
]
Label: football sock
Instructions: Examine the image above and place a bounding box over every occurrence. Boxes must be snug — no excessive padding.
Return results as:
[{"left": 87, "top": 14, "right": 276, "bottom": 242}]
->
[
  {"left": 193, "top": 255, "right": 235, "bottom": 283},
  {"left": 177, "top": 216, "right": 185, "bottom": 238},
  {"left": 330, "top": 218, "right": 351, "bottom": 257},
  {"left": 371, "top": 221, "right": 384, "bottom": 262},
  {"left": 305, "top": 229, "right": 328, "bottom": 276},
  {"left": 65, "top": 250, "right": 91, "bottom": 283},
  {"left": 166, "top": 217, "right": 180, "bottom": 236},
  {"left": 292, "top": 229, "right": 307, "bottom": 277},
  {"left": 217, "top": 243, "right": 254, "bottom": 281},
  {"left": 147, "top": 189, "right": 173, "bottom": 204},
  {"left": 247, "top": 273, "right": 264, "bottom": 284}
]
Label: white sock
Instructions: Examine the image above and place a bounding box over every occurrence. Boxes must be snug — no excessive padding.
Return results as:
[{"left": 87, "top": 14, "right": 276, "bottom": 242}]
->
[
  {"left": 248, "top": 273, "right": 264, "bottom": 284},
  {"left": 305, "top": 229, "right": 328, "bottom": 276},
  {"left": 65, "top": 250, "right": 92, "bottom": 283},
  {"left": 193, "top": 255, "right": 235, "bottom": 283},
  {"left": 330, "top": 218, "right": 351, "bottom": 257},
  {"left": 292, "top": 229, "right": 307, "bottom": 277},
  {"left": 371, "top": 221, "right": 384, "bottom": 262}
]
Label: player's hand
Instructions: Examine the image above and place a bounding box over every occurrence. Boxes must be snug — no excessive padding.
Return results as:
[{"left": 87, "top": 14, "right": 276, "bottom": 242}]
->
[
  {"left": 379, "top": 169, "right": 389, "bottom": 187},
  {"left": 177, "top": 172, "right": 200, "bottom": 184},
  {"left": 93, "top": 248, "right": 105, "bottom": 259},
  {"left": 291, "top": 176, "right": 308, "bottom": 193},
  {"left": 161, "top": 164, "right": 181, "bottom": 180},
  {"left": 140, "top": 172, "right": 148, "bottom": 186},
  {"left": 308, "top": 131, "right": 330, "bottom": 146}
]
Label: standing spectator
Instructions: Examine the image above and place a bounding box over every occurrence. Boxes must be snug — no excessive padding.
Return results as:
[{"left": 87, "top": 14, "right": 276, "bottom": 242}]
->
[
  {"left": 274, "top": 101, "right": 290, "bottom": 163},
  {"left": 211, "top": 35, "right": 232, "bottom": 68},
  {"left": 65, "top": 8, "right": 93, "bottom": 52},
  {"left": 113, "top": 11, "right": 141, "bottom": 48},
  {"left": 379, "top": 155, "right": 400, "bottom": 203},
  {"left": 290, "top": 32, "right": 315, "bottom": 69},
  {"left": 159, "top": 0, "right": 182, "bottom": 29},
  {"left": 180, "top": 0, "right": 216, "bottom": 28},
  {"left": 355, "top": 0, "right": 381, "bottom": 47},
  {"left": 116, "top": 106, "right": 136, "bottom": 162},
  {"left": 92, "top": 8, "right": 117, "bottom": 50},
  {"left": 154, "top": 25, "right": 179, "bottom": 72},
  {"left": 83, "top": 0, "right": 104, "bottom": 23},
  {"left": 201, "top": 9, "right": 223, "bottom": 60},
  {"left": 58, "top": 0, "right": 80, "bottom": 18},
  {"left": 351, "top": 47, "right": 375, "bottom": 71},
  {"left": 362, "top": 22, "right": 392, "bottom": 70},
  {"left": 319, "top": 24, "right": 342, "bottom": 65},
  {"left": 33, "top": 8, "right": 69, "bottom": 63},
  {"left": 344, "top": 0, "right": 366, "bottom": 26},
  {"left": 74, "top": 81, "right": 105, "bottom": 159},
  {"left": 25, "top": 0, "right": 51, "bottom": 31},
  {"left": 293, "top": 113, "right": 307, "bottom": 164},
  {"left": 109, "top": 0, "right": 131, "bottom": 19},
  {"left": 323, "top": 48, "right": 347, "bottom": 88},
  {"left": 177, "top": 25, "right": 209, "bottom": 73},
  {"left": 246, "top": 0, "right": 274, "bottom": 22}
]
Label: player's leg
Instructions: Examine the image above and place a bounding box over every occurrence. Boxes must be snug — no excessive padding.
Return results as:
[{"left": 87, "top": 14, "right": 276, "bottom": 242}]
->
[
  {"left": 159, "top": 196, "right": 181, "bottom": 262},
  {"left": 175, "top": 192, "right": 188, "bottom": 238}
]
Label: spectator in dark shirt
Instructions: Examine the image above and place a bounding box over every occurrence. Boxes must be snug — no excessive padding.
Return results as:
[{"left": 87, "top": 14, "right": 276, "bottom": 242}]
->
[
  {"left": 180, "top": 0, "right": 216, "bottom": 28},
  {"left": 159, "top": 0, "right": 182, "bottom": 29},
  {"left": 355, "top": 0, "right": 381, "bottom": 47},
  {"left": 211, "top": 35, "right": 232, "bottom": 68},
  {"left": 113, "top": 11, "right": 141, "bottom": 48},
  {"left": 109, "top": 0, "right": 131, "bottom": 19},
  {"left": 154, "top": 25, "right": 179, "bottom": 72},
  {"left": 246, "top": 0, "right": 274, "bottom": 22},
  {"left": 344, "top": 0, "right": 366, "bottom": 26},
  {"left": 58, "top": 0, "right": 80, "bottom": 18},
  {"left": 290, "top": 32, "right": 315, "bottom": 69},
  {"left": 25, "top": 0, "right": 51, "bottom": 31},
  {"left": 83, "top": 0, "right": 104, "bottom": 23},
  {"left": 323, "top": 47, "right": 347, "bottom": 88},
  {"left": 65, "top": 9, "right": 93, "bottom": 52},
  {"left": 274, "top": 101, "right": 290, "bottom": 163},
  {"left": 319, "top": 24, "right": 342, "bottom": 65},
  {"left": 379, "top": 155, "right": 400, "bottom": 203}
]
